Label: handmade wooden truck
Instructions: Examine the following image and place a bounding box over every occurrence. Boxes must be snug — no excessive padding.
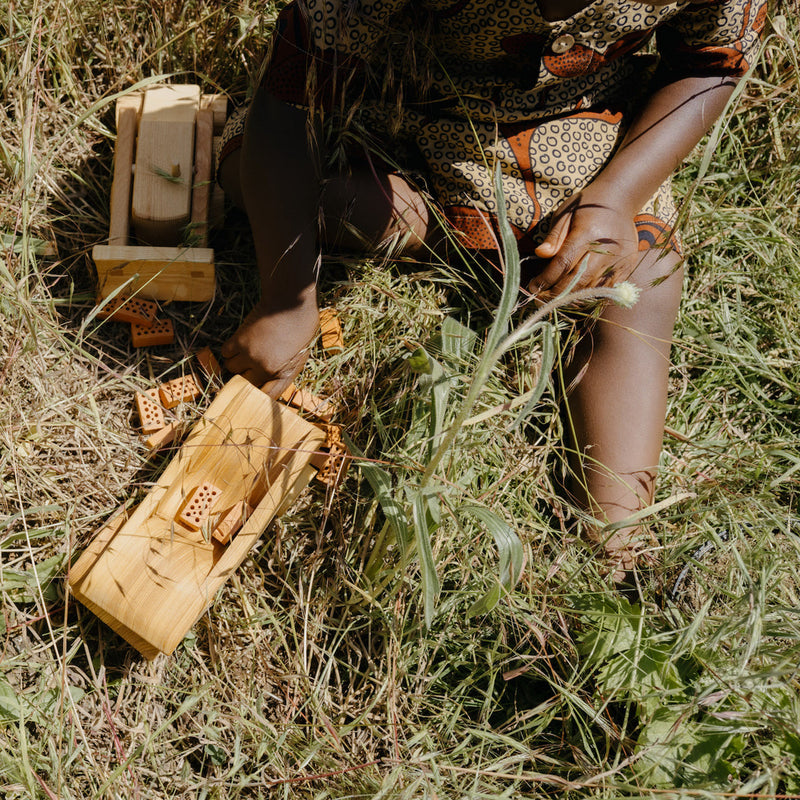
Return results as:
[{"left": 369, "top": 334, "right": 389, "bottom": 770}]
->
[
  {"left": 68, "top": 377, "right": 332, "bottom": 658},
  {"left": 92, "top": 84, "right": 227, "bottom": 303}
]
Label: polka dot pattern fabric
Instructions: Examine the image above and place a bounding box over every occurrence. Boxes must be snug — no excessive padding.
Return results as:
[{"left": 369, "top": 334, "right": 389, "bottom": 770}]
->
[{"left": 227, "top": 0, "right": 765, "bottom": 253}]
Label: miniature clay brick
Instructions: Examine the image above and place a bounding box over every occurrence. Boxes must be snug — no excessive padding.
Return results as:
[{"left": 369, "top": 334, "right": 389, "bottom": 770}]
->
[
  {"left": 318, "top": 308, "right": 343, "bottom": 352},
  {"left": 211, "top": 502, "right": 251, "bottom": 545},
  {"left": 135, "top": 388, "right": 165, "bottom": 433},
  {"left": 144, "top": 419, "right": 182, "bottom": 452},
  {"left": 316, "top": 441, "right": 350, "bottom": 488},
  {"left": 279, "top": 385, "right": 335, "bottom": 422},
  {"left": 195, "top": 346, "right": 222, "bottom": 381},
  {"left": 177, "top": 482, "right": 222, "bottom": 532},
  {"left": 131, "top": 318, "right": 174, "bottom": 347},
  {"left": 159, "top": 375, "right": 201, "bottom": 409},
  {"left": 96, "top": 295, "right": 158, "bottom": 327}
]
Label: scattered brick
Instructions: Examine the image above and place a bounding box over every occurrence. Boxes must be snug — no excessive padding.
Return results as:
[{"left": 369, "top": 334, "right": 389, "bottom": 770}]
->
[
  {"left": 195, "top": 346, "right": 222, "bottom": 382},
  {"left": 96, "top": 295, "right": 158, "bottom": 327},
  {"left": 135, "top": 388, "right": 165, "bottom": 433},
  {"left": 159, "top": 375, "right": 201, "bottom": 409},
  {"left": 211, "top": 502, "right": 251, "bottom": 545},
  {"left": 319, "top": 307, "right": 343, "bottom": 352},
  {"left": 131, "top": 318, "right": 174, "bottom": 347}
]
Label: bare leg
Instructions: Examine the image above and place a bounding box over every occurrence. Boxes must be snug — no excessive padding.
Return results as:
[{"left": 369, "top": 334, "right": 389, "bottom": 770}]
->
[
  {"left": 220, "top": 89, "right": 434, "bottom": 394},
  {"left": 563, "top": 249, "right": 683, "bottom": 580}
]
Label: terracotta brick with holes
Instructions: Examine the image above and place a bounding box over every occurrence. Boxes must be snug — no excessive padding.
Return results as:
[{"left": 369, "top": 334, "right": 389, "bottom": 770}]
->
[
  {"left": 278, "top": 384, "right": 335, "bottom": 422},
  {"left": 159, "top": 375, "right": 201, "bottom": 409},
  {"left": 96, "top": 295, "right": 158, "bottom": 326},
  {"left": 135, "top": 388, "right": 165, "bottom": 433},
  {"left": 177, "top": 482, "right": 222, "bottom": 532},
  {"left": 144, "top": 419, "right": 183, "bottom": 452},
  {"left": 131, "top": 318, "right": 174, "bottom": 347}
]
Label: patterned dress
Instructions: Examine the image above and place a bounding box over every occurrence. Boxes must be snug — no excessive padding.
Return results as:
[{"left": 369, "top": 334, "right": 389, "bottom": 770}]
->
[{"left": 220, "top": 0, "right": 766, "bottom": 254}]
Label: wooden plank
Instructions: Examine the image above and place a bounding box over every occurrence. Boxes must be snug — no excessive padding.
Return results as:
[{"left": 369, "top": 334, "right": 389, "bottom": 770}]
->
[
  {"left": 200, "top": 94, "right": 228, "bottom": 133},
  {"left": 68, "top": 377, "right": 326, "bottom": 658},
  {"left": 131, "top": 85, "right": 200, "bottom": 246},
  {"left": 93, "top": 244, "right": 215, "bottom": 302},
  {"left": 115, "top": 92, "right": 143, "bottom": 129},
  {"left": 108, "top": 106, "right": 137, "bottom": 246},
  {"left": 190, "top": 108, "right": 214, "bottom": 247}
]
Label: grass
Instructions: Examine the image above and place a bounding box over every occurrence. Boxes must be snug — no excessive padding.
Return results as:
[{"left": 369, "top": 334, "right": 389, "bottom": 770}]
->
[{"left": 1, "top": 1, "right": 799, "bottom": 797}]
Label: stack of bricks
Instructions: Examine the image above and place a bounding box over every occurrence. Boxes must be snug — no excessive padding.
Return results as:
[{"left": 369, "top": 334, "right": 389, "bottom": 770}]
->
[{"left": 95, "top": 294, "right": 175, "bottom": 347}]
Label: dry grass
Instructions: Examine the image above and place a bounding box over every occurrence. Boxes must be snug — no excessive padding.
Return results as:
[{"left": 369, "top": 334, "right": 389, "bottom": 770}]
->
[{"left": 1, "top": 1, "right": 799, "bottom": 798}]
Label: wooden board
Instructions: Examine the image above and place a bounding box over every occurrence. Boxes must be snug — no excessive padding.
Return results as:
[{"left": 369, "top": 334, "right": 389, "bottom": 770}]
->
[
  {"left": 200, "top": 94, "right": 228, "bottom": 133},
  {"left": 131, "top": 85, "right": 200, "bottom": 246},
  {"left": 190, "top": 108, "right": 214, "bottom": 247},
  {"left": 108, "top": 106, "right": 137, "bottom": 246},
  {"left": 93, "top": 244, "right": 215, "bottom": 302},
  {"left": 69, "top": 377, "right": 327, "bottom": 658}
]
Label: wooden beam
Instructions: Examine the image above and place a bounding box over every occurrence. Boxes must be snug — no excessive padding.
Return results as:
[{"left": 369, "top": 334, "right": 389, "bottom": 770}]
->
[
  {"left": 200, "top": 93, "right": 228, "bottom": 133},
  {"left": 93, "top": 244, "right": 215, "bottom": 302},
  {"left": 190, "top": 108, "right": 214, "bottom": 247},
  {"left": 131, "top": 85, "right": 200, "bottom": 246},
  {"left": 108, "top": 106, "right": 137, "bottom": 246}
]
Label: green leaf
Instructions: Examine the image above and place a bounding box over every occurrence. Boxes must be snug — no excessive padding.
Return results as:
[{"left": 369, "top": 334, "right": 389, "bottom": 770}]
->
[
  {"left": 348, "top": 434, "right": 411, "bottom": 558},
  {"left": 509, "top": 321, "right": 556, "bottom": 429},
  {"left": 406, "top": 347, "right": 432, "bottom": 374},
  {"left": 440, "top": 316, "right": 477, "bottom": 366},
  {"left": 463, "top": 505, "right": 524, "bottom": 617},
  {"left": 1, "top": 554, "right": 65, "bottom": 603},
  {"left": 0, "top": 680, "right": 23, "bottom": 724},
  {"left": 412, "top": 490, "right": 440, "bottom": 629}
]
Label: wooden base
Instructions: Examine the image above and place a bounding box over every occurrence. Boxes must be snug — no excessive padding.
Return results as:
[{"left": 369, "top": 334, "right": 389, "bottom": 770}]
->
[
  {"left": 68, "top": 377, "right": 326, "bottom": 658},
  {"left": 93, "top": 244, "right": 214, "bottom": 302}
]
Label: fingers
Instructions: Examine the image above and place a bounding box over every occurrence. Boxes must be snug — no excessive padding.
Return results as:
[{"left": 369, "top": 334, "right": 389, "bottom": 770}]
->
[{"left": 534, "top": 209, "right": 572, "bottom": 259}]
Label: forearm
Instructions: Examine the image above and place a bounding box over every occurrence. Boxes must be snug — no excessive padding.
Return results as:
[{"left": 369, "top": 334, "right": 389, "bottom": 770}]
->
[{"left": 583, "top": 75, "right": 738, "bottom": 214}]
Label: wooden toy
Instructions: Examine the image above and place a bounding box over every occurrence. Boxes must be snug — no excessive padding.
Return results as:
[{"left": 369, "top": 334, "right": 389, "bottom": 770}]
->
[
  {"left": 92, "top": 85, "right": 227, "bottom": 303},
  {"left": 159, "top": 375, "right": 201, "bottom": 409},
  {"left": 319, "top": 307, "right": 344, "bottom": 352},
  {"left": 131, "top": 318, "right": 175, "bottom": 347},
  {"left": 68, "top": 376, "right": 327, "bottom": 658},
  {"left": 135, "top": 388, "right": 166, "bottom": 433}
]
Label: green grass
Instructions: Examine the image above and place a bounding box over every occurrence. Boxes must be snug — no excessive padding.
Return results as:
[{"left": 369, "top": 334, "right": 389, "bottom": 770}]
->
[{"left": 1, "top": 1, "right": 799, "bottom": 797}]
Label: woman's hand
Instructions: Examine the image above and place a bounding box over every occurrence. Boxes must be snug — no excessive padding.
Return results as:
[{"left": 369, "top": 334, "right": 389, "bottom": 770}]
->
[{"left": 528, "top": 193, "right": 641, "bottom": 299}]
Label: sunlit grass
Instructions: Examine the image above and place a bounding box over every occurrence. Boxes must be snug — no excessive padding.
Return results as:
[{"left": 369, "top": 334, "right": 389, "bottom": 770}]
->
[{"left": 0, "top": 1, "right": 798, "bottom": 797}]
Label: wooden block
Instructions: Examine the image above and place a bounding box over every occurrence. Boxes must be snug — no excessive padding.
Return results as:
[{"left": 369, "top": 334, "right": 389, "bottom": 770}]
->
[
  {"left": 278, "top": 384, "right": 335, "bottom": 422},
  {"left": 144, "top": 419, "right": 183, "bottom": 452},
  {"left": 135, "top": 388, "right": 166, "bottom": 433},
  {"left": 318, "top": 307, "right": 343, "bottom": 352},
  {"left": 115, "top": 92, "right": 143, "bottom": 129},
  {"left": 177, "top": 482, "right": 222, "bottom": 532},
  {"left": 211, "top": 502, "right": 251, "bottom": 545},
  {"left": 189, "top": 108, "right": 214, "bottom": 247},
  {"left": 93, "top": 244, "right": 215, "bottom": 302},
  {"left": 131, "top": 85, "right": 200, "bottom": 246},
  {"left": 131, "top": 318, "right": 174, "bottom": 348},
  {"left": 108, "top": 106, "right": 137, "bottom": 246},
  {"left": 68, "top": 376, "right": 326, "bottom": 658},
  {"left": 96, "top": 294, "right": 158, "bottom": 326},
  {"left": 200, "top": 94, "right": 228, "bottom": 133},
  {"left": 195, "top": 347, "right": 222, "bottom": 382}
]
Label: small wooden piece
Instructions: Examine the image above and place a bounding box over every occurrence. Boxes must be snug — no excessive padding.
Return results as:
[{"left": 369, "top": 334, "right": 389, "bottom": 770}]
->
[
  {"left": 319, "top": 308, "right": 343, "bottom": 352},
  {"left": 200, "top": 94, "right": 228, "bottom": 133},
  {"left": 177, "top": 482, "right": 222, "bottom": 532},
  {"left": 189, "top": 108, "right": 214, "bottom": 247},
  {"left": 131, "top": 85, "right": 201, "bottom": 246},
  {"left": 279, "top": 384, "right": 335, "bottom": 422},
  {"left": 93, "top": 244, "right": 215, "bottom": 302},
  {"left": 135, "top": 388, "right": 165, "bottom": 433},
  {"left": 96, "top": 294, "right": 158, "bottom": 326},
  {"left": 159, "top": 375, "right": 201, "bottom": 409},
  {"left": 108, "top": 106, "right": 137, "bottom": 246},
  {"left": 195, "top": 347, "right": 222, "bottom": 382},
  {"left": 211, "top": 502, "right": 251, "bottom": 545},
  {"left": 131, "top": 318, "right": 174, "bottom": 348},
  {"left": 68, "top": 377, "right": 327, "bottom": 658},
  {"left": 144, "top": 419, "right": 183, "bottom": 452}
]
